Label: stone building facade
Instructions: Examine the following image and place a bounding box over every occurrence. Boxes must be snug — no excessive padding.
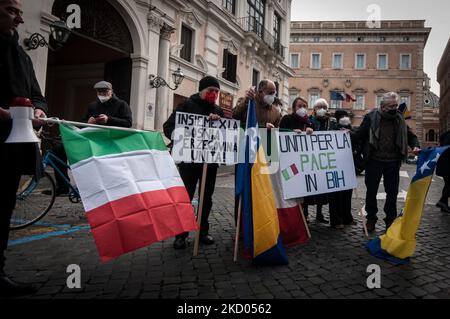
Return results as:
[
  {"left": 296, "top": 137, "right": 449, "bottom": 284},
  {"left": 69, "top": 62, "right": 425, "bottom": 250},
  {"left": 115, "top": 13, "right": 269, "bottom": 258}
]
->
[
  {"left": 438, "top": 38, "right": 450, "bottom": 134},
  {"left": 288, "top": 20, "right": 431, "bottom": 144},
  {"left": 20, "top": 0, "right": 293, "bottom": 131}
]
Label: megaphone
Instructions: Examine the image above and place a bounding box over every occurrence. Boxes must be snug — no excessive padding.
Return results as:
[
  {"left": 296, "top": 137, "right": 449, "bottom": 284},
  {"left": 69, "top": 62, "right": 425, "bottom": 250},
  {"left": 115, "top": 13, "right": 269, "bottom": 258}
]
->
[{"left": 5, "top": 97, "right": 40, "bottom": 143}]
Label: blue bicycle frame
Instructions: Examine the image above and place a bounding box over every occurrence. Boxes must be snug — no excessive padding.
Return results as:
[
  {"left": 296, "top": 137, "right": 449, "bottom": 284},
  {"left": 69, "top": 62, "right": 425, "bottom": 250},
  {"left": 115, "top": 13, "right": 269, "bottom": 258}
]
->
[{"left": 43, "top": 150, "right": 80, "bottom": 200}]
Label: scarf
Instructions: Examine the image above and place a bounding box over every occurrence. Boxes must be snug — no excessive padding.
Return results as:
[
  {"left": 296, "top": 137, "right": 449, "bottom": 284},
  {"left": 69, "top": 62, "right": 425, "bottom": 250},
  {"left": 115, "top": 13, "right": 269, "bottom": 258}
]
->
[{"left": 368, "top": 109, "right": 408, "bottom": 160}]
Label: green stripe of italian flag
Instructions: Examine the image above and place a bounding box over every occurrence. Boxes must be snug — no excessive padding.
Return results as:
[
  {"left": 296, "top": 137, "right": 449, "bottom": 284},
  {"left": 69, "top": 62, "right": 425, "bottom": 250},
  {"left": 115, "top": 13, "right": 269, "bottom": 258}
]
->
[{"left": 59, "top": 124, "right": 198, "bottom": 262}]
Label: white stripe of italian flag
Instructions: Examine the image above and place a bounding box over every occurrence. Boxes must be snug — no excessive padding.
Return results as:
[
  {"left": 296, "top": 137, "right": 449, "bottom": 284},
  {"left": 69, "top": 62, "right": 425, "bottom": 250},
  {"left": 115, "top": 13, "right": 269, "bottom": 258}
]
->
[{"left": 60, "top": 124, "right": 198, "bottom": 262}]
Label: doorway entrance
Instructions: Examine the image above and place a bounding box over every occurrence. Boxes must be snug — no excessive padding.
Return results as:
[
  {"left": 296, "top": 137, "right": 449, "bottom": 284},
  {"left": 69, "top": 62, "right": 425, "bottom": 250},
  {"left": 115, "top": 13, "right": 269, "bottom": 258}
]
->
[{"left": 46, "top": 0, "right": 134, "bottom": 121}]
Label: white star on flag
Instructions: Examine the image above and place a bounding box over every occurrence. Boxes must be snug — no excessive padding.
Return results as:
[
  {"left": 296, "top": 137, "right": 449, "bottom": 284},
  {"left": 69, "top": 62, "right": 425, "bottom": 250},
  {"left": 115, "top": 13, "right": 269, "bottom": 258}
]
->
[
  {"left": 431, "top": 153, "right": 441, "bottom": 163},
  {"left": 420, "top": 161, "right": 431, "bottom": 174}
]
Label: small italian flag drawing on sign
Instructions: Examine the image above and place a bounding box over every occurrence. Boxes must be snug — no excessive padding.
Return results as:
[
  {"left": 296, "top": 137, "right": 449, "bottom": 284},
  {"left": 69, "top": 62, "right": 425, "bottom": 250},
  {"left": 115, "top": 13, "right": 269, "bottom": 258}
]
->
[{"left": 282, "top": 164, "right": 299, "bottom": 181}]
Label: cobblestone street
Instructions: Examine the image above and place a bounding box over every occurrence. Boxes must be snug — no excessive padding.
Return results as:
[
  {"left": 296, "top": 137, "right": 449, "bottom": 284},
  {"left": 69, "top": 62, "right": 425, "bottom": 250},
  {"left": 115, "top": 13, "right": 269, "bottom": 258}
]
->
[{"left": 2, "top": 164, "right": 450, "bottom": 300}]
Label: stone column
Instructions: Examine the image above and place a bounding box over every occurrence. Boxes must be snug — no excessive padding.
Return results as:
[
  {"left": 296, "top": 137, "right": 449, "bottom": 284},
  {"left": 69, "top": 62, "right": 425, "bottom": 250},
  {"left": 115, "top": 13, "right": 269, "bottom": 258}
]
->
[
  {"left": 266, "top": 0, "right": 274, "bottom": 32},
  {"left": 204, "top": 22, "right": 219, "bottom": 77},
  {"left": 415, "top": 44, "right": 425, "bottom": 144},
  {"left": 154, "top": 23, "right": 175, "bottom": 131},
  {"left": 146, "top": 14, "right": 164, "bottom": 130},
  {"left": 130, "top": 55, "right": 149, "bottom": 129}
]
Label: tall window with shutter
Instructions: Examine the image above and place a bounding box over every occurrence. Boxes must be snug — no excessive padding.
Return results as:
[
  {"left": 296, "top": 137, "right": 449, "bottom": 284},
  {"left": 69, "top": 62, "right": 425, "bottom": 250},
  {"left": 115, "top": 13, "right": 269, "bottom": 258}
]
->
[{"left": 222, "top": 49, "right": 238, "bottom": 83}]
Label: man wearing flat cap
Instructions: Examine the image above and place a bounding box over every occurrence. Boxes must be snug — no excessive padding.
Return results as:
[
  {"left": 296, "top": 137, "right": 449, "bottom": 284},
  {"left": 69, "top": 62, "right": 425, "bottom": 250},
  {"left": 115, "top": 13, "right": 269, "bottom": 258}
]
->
[
  {"left": 164, "top": 75, "right": 224, "bottom": 250},
  {"left": 84, "top": 81, "right": 132, "bottom": 128},
  {"left": 47, "top": 81, "right": 134, "bottom": 197}
]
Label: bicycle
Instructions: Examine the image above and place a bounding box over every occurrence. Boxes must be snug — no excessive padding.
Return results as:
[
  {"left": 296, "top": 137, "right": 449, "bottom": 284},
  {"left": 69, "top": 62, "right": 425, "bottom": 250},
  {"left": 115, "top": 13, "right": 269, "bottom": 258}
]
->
[{"left": 10, "top": 132, "right": 81, "bottom": 230}]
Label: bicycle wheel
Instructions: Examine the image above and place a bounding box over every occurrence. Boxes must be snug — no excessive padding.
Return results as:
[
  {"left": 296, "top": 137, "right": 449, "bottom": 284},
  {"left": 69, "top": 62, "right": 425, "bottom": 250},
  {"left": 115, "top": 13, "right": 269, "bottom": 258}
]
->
[{"left": 10, "top": 172, "right": 56, "bottom": 230}]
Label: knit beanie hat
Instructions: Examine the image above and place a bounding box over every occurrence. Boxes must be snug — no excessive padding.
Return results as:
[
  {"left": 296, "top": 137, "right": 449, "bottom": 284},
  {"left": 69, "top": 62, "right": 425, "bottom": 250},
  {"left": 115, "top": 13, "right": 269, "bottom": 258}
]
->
[{"left": 199, "top": 76, "right": 220, "bottom": 92}]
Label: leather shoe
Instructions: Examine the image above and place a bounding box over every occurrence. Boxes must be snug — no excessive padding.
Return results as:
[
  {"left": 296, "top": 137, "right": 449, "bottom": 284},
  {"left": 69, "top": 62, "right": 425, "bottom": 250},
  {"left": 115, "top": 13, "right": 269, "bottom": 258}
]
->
[
  {"left": 173, "top": 237, "right": 186, "bottom": 250},
  {"left": 200, "top": 234, "right": 215, "bottom": 245},
  {"left": 366, "top": 220, "right": 376, "bottom": 233},
  {"left": 0, "top": 273, "right": 37, "bottom": 297},
  {"left": 436, "top": 201, "right": 450, "bottom": 213},
  {"left": 316, "top": 215, "right": 329, "bottom": 224}
]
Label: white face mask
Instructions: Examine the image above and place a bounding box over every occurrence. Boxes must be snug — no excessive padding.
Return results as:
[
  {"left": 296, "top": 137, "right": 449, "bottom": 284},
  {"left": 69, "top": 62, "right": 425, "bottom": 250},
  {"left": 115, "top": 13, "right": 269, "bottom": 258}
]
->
[
  {"left": 339, "top": 117, "right": 351, "bottom": 126},
  {"left": 296, "top": 107, "right": 308, "bottom": 118},
  {"left": 263, "top": 94, "right": 276, "bottom": 106},
  {"left": 98, "top": 95, "right": 111, "bottom": 103},
  {"left": 316, "top": 108, "right": 327, "bottom": 118}
]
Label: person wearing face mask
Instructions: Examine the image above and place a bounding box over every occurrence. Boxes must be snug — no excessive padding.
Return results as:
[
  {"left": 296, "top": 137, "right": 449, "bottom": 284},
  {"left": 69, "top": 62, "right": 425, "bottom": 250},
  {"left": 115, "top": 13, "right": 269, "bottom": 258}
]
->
[
  {"left": 163, "top": 75, "right": 224, "bottom": 250},
  {"left": 353, "top": 92, "right": 420, "bottom": 232},
  {"left": 310, "top": 98, "right": 334, "bottom": 131},
  {"left": 84, "top": 81, "right": 132, "bottom": 128},
  {"left": 44, "top": 81, "right": 133, "bottom": 197},
  {"left": 233, "top": 80, "right": 282, "bottom": 129},
  {"left": 328, "top": 110, "right": 357, "bottom": 229},
  {"left": 232, "top": 80, "right": 282, "bottom": 229},
  {"left": 302, "top": 98, "right": 334, "bottom": 224},
  {"left": 279, "top": 97, "right": 314, "bottom": 134}
]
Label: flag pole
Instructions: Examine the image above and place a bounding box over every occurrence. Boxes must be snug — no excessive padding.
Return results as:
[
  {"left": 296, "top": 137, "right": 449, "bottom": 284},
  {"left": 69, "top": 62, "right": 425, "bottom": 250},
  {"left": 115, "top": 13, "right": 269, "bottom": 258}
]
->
[
  {"left": 298, "top": 203, "right": 311, "bottom": 239},
  {"left": 233, "top": 196, "right": 243, "bottom": 262},
  {"left": 193, "top": 163, "right": 208, "bottom": 257},
  {"left": 42, "top": 118, "right": 155, "bottom": 133},
  {"left": 360, "top": 204, "right": 369, "bottom": 238},
  {"left": 354, "top": 187, "right": 369, "bottom": 237}
]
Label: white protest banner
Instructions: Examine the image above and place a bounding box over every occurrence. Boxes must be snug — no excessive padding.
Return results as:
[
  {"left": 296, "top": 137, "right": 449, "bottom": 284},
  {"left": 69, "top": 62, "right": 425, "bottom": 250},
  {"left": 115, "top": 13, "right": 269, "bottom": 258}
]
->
[
  {"left": 277, "top": 131, "right": 357, "bottom": 200},
  {"left": 172, "top": 112, "right": 240, "bottom": 165}
]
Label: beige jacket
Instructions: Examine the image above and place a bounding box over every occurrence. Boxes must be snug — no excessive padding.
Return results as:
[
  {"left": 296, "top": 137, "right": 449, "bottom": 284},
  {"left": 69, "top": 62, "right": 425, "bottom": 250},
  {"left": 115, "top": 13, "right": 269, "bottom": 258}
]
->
[{"left": 232, "top": 99, "right": 282, "bottom": 127}]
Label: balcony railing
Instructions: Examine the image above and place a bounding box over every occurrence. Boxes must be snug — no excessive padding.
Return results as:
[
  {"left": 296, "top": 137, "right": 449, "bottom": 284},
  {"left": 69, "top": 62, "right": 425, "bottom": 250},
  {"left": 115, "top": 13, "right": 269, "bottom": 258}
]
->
[{"left": 237, "top": 17, "right": 286, "bottom": 59}]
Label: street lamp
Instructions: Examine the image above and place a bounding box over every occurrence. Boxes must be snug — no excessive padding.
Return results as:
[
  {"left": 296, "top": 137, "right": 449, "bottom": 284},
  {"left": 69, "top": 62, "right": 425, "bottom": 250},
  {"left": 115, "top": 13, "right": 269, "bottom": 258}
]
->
[
  {"left": 150, "top": 67, "right": 185, "bottom": 90},
  {"left": 24, "top": 20, "right": 71, "bottom": 51}
]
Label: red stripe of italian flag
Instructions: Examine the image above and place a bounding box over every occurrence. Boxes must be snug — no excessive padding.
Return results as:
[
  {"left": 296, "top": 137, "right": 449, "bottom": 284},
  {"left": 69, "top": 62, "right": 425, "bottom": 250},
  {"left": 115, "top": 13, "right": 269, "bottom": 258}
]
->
[{"left": 60, "top": 124, "right": 198, "bottom": 262}]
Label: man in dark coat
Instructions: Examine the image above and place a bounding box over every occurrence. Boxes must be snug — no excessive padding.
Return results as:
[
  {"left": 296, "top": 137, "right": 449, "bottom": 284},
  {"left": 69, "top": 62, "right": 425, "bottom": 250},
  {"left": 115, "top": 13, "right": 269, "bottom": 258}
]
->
[
  {"left": 83, "top": 81, "right": 132, "bottom": 128},
  {"left": 436, "top": 130, "right": 450, "bottom": 213},
  {"left": 49, "top": 81, "right": 133, "bottom": 195},
  {"left": 353, "top": 92, "right": 420, "bottom": 232},
  {"left": 0, "top": 0, "right": 47, "bottom": 296},
  {"left": 163, "top": 76, "right": 224, "bottom": 250}
]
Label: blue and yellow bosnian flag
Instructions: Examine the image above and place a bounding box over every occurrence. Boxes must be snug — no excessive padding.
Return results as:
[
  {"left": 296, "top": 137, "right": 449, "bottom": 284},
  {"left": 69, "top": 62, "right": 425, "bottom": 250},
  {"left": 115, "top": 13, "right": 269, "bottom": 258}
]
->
[
  {"left": 398, "top": 102, "right": 412, "bottom": 120},
  {"left": 368, "top": 146, "right": 450, "bottom": 265},
  {"left": 236, "top": 100, "right": 288, "bottom": 265}
]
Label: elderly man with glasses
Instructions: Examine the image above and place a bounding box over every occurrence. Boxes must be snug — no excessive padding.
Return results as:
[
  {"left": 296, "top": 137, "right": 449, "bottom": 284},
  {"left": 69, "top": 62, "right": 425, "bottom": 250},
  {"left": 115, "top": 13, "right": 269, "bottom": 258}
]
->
[{"left": 354, "top": 92, "right": 420, "bottom": 232}]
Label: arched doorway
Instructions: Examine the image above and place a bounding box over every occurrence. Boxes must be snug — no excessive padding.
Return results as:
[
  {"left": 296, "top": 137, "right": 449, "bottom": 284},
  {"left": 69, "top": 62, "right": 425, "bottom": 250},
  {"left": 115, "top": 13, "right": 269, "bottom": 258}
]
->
[{"left": 46, "top": 0, "right": 134, "bottom": 122}]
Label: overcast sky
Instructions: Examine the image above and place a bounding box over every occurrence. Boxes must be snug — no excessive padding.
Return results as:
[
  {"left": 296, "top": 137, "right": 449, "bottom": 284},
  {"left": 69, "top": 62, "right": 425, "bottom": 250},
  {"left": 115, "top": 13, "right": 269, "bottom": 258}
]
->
[{"left": 291, "top": 0, "right": 450, "bottom": 95}]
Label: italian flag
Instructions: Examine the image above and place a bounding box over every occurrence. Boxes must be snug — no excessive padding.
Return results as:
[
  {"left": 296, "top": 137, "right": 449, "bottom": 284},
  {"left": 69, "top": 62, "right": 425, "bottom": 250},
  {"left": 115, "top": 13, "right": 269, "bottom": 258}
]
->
[
  {"left": 271, "top": 171, "right": 309, "bottom": 247},
  {"left": 60, "top": 124, "right": 198, "bottom": 262},
  {"left": 282, "top": 164, "right": 299, "bottom": 181}
]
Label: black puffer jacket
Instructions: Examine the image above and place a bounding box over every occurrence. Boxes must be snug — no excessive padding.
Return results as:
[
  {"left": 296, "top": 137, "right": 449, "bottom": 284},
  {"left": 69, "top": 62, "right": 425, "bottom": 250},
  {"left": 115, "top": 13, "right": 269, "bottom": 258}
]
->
[{"left": 163, "top": 93, "right": 224, "bottom": 140}]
